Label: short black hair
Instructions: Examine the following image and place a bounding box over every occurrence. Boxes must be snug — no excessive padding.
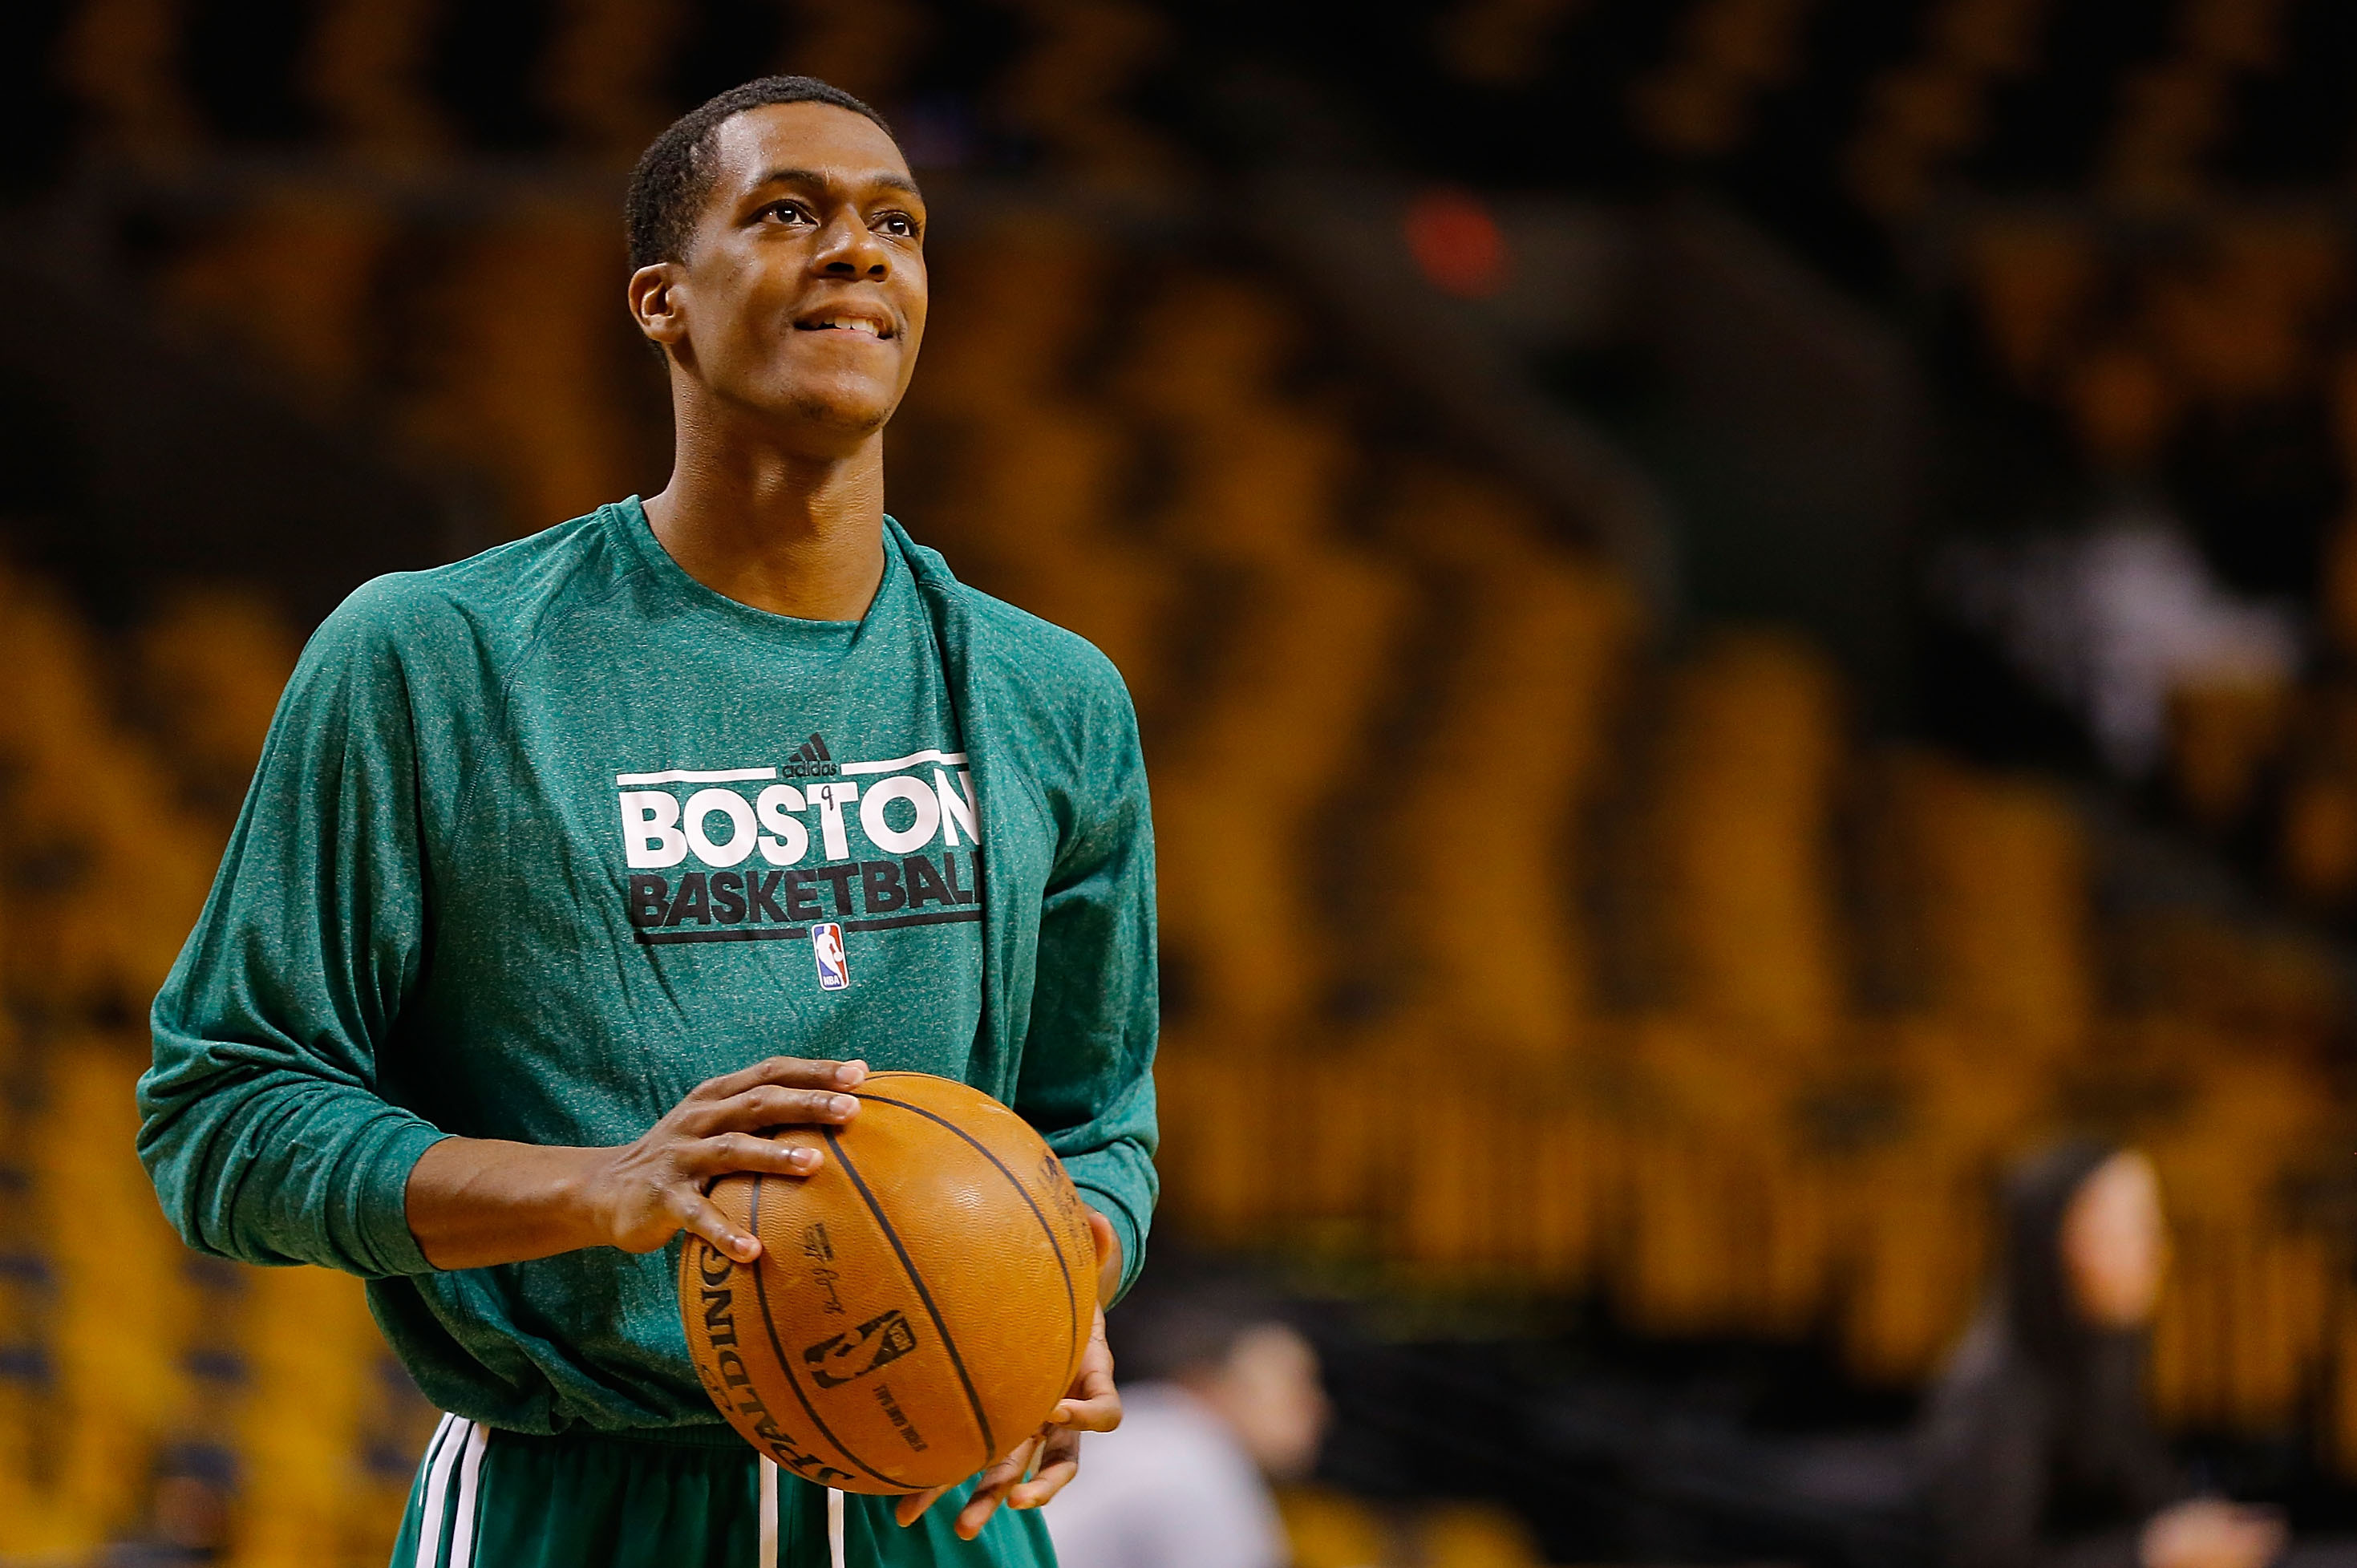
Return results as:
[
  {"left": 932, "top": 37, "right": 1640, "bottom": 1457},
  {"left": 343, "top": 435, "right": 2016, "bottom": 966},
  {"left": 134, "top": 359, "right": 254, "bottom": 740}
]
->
[
  {"left": 626, "top": 76, "right": 895, "bottom": 271},
  {"left": 1108, "top": 1268, "right": 1298, "bottom": 1384}
]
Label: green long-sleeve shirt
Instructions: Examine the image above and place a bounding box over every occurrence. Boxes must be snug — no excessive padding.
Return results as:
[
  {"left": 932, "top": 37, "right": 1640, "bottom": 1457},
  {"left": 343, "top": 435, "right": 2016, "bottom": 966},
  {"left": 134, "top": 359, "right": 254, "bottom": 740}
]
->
[{"left": 139, "top": 500, "right": 1158, "bottom": 1436}]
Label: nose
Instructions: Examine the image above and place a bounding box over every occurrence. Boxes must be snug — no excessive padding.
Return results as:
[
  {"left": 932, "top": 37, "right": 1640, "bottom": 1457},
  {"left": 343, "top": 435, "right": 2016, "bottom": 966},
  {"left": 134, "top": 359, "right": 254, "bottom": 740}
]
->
[{"left": 814, "top": 209, "right": 889, "bottom": 281}]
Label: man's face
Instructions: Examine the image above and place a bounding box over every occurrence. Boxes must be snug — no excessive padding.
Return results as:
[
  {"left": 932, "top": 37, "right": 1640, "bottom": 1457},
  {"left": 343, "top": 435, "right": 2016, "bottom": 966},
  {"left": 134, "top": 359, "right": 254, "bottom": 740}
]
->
[{"left": 650, "top": 102, "right": 927, "bottom": 449}]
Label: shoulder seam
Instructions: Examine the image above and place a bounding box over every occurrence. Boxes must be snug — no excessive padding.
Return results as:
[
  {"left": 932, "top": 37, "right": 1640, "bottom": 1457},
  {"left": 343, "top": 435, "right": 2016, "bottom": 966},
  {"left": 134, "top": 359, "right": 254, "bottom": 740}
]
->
[{"left": 444, "top": 529, "right": 654, "bottom": 841}]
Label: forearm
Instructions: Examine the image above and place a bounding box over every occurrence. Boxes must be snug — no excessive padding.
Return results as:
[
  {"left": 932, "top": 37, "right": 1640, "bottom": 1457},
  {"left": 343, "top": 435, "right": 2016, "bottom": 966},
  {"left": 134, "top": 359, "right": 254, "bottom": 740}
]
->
[
  {"left": 411, "top": 1139, "right": 1130, "bottom": 1293},
  {"left": 403, "top": 1136, "right": 611, "bottom": 1270},
  {"left": 399, "top": 1055, "right": 861, "bottom": 1271}
]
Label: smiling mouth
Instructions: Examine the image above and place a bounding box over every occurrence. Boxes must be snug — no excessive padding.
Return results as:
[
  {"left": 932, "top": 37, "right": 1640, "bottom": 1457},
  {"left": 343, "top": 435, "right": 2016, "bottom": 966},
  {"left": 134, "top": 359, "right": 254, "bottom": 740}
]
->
[{"left": 794, "top": 314, "right": 894, "bottom": 339}]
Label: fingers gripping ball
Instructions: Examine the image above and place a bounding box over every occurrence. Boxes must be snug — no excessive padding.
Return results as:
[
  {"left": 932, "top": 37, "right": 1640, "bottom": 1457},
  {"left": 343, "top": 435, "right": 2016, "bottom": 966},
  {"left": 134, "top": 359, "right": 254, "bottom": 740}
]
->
[{"left": 679, "top": 1072, "right": 1101, "bottom": 1493}]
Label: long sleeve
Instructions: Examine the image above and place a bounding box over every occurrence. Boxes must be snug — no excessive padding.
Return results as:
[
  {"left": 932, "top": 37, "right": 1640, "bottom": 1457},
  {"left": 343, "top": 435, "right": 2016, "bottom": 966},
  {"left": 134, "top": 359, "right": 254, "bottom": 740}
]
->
[
  {"left": 137, "top": 585, "right": 450, "bottom": 1278},
  {"left": 1014, "top": 674, "right": 1159, "bottom": 1304},
  {"left": 1922, "top": 1323, "right": 2159, "bottom": 1568},
  {"left": 1930, "top": 1372, "right": 2059, "bottom": 1568}
]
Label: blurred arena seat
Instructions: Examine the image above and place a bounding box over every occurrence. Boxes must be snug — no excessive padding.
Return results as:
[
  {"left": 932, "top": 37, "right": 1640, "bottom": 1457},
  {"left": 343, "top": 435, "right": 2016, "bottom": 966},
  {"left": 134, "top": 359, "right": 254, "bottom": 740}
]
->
[{"left": 0, "top": 553, "right": 435, "bottom": 1564}]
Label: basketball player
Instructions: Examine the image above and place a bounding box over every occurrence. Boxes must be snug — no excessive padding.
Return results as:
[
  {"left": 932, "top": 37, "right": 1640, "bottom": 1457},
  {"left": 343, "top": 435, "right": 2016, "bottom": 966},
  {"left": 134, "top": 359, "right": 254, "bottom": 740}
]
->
[{"left": 137, "top": 75, "right": 1156, "bottom": 1568}]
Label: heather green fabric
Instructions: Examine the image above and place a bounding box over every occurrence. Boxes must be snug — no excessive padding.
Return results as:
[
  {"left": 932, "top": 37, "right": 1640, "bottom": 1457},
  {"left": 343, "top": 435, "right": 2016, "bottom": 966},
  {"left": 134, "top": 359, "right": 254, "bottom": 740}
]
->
[
  {"left": 140, "top": 499, "right": 1157, "bottom": 1446},
  {"left": 390, "top": 1415, "right": 1056, "bottom": 1568}
]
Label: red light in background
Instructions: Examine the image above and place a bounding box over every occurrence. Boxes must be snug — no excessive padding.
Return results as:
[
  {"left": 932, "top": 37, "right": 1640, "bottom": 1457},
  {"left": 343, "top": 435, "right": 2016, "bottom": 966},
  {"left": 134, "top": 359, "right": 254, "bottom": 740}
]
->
[{"left": 1403, "top": 188, "right": 1510, "bottom": 299}]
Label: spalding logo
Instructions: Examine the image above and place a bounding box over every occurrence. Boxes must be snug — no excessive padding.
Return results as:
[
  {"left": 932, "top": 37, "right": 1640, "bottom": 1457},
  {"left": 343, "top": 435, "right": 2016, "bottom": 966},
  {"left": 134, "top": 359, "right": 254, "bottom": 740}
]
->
[{"left": 804, "top": 1309, "right": 919, "bottom": 1388}]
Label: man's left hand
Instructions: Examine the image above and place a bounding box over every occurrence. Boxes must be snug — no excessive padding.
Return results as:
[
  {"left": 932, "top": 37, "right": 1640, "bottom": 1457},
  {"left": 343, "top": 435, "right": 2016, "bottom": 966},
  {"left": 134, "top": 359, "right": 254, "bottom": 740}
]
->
[{"left": 896, "top": 1209, "right": 1124, "bottom": 1538}]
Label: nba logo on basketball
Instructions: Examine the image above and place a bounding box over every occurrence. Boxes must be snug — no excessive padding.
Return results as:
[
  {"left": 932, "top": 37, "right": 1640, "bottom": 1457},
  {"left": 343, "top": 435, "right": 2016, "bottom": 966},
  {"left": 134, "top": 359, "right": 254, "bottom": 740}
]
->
[{"left": 811, "top": 923, "right": 850, "bottom": 991}]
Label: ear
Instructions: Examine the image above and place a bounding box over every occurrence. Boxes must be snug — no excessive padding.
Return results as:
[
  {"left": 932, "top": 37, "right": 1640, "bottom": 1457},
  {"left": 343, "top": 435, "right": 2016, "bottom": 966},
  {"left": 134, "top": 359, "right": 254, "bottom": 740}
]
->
[{"left": 629, "top": 262, "right": 688, "bottom": 349}]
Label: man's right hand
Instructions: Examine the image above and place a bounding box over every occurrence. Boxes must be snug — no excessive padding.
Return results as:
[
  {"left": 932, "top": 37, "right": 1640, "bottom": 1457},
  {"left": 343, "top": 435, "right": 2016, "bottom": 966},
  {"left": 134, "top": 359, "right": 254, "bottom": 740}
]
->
[{"left": 404, "top": 1056, "right": 866, "bottom": 1271}]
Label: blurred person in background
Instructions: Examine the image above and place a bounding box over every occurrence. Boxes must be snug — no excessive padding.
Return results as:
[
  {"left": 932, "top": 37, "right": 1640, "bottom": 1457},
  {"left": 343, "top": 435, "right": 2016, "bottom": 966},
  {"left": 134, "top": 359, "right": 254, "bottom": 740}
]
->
[
  {"left": 1047, "top": 1282, "right": 1328, "bottom": 1568},
  {"left": 1922, "top": 1141, "right": 2284, "bottom": 1568},
  {"left": 100, "top": 1445, "right": 233, "bottom": 1566}
]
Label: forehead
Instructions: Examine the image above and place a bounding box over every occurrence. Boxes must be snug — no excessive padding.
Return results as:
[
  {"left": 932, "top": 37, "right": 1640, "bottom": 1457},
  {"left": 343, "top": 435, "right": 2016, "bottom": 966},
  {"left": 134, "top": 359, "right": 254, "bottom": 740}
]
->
[{"left": 703, "top": 101, "right": 912, "bottom": 194}]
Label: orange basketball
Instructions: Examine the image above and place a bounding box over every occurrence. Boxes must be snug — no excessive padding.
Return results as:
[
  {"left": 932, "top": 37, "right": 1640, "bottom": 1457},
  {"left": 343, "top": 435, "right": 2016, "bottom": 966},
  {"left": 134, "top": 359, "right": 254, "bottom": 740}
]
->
[{"left": 678, "top": 1072, "right": 1100, "bottom": 1493}]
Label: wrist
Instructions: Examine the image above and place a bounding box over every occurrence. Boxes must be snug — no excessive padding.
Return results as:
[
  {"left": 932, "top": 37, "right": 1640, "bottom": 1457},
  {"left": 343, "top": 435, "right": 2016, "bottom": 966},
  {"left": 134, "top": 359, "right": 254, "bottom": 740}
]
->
[
  {"left": 542, "top": 1144, "right": 616, "bottom": 1252},
  {"left": 406, "top": 1136, "right": 621, "bottom": 1270}
]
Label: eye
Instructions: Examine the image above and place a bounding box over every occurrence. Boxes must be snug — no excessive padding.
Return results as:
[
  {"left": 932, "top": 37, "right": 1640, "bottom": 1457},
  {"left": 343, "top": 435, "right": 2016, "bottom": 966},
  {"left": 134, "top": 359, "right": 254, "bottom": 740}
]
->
[
  {"left": 875, "top": 211, "right": 918, "bottom": 239},
  {"left": 760, "top": 201, "right": 815, "bottom": 227}
]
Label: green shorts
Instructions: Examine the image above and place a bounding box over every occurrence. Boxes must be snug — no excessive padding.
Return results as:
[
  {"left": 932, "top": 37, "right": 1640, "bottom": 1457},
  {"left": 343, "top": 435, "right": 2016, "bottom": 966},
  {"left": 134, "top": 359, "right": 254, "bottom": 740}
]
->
[{"left": 390, "top": 1414, "right": 1057, "bottom": 1568}]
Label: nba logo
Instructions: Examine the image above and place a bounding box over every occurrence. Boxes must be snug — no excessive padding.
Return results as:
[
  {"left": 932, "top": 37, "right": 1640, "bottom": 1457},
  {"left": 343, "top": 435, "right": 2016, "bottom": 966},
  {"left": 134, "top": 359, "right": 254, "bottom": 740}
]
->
[{"left": 811, "top": 923, "right": 850, "bottom": 991}]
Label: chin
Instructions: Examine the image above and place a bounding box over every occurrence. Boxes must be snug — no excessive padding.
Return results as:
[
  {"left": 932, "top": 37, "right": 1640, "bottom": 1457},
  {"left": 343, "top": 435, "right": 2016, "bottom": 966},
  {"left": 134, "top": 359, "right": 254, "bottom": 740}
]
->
[{"left": 762, "top": 379, "right": 901, "bottom": 441}]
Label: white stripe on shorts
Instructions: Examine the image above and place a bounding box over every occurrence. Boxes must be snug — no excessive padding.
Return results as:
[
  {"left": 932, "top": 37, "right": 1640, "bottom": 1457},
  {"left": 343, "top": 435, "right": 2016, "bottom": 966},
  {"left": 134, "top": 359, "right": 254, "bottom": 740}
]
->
[
  {"left": 446, "top": 1421, "right": 490, "bottom": 1568},
  {"left": 413, "top": 1415, "right": 468, "bottom": 1568},
  {"left": 828, "top": 1488, "right": 846, "bottom": 1568},
  {"left": 759, "top": 1458, "right": 780, "bottom": 1567}
]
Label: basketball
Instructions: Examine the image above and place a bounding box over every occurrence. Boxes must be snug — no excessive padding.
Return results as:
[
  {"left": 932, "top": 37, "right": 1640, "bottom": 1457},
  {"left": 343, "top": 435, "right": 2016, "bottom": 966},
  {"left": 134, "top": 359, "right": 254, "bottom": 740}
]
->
[{"left": 679, "top": 1071, "right": 1101, "bottom": 1493}]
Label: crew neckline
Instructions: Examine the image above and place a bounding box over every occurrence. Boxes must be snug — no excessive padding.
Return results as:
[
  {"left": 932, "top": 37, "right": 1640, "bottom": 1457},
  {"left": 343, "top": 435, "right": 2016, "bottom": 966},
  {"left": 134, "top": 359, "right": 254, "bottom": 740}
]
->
[{"left": 609, "top": 494, "right": 901, "bottom": 650}]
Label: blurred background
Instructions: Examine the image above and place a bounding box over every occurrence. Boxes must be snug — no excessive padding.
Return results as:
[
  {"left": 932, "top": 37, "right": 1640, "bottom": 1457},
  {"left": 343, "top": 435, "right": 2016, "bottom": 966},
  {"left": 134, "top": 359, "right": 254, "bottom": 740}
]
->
[{"left": 6, "top": 1, "right": 2357, "bottom": 1564}]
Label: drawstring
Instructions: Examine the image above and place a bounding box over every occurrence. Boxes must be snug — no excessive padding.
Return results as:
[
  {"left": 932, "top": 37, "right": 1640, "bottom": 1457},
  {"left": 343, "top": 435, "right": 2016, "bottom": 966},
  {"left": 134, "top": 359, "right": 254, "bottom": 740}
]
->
[
  {"left": 755, "top": 1461, "right": 844, "bottom": 1568},
  {"left": 758, "top": 1460, "right": 780, "bottom": 1566}
]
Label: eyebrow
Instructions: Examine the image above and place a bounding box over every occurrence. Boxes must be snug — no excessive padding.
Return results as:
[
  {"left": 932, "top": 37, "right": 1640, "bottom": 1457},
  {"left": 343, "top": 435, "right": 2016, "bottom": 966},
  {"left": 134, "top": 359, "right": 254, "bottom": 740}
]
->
[{"left": 752, "top": 167, "right": 925, "bottom": 201}]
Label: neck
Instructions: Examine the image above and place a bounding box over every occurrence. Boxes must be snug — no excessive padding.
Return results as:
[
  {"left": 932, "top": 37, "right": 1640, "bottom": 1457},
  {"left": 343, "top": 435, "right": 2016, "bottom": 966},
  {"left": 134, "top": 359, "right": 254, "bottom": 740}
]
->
[{"left": 642, "top": 400, "right": 889, "bottom": 622}]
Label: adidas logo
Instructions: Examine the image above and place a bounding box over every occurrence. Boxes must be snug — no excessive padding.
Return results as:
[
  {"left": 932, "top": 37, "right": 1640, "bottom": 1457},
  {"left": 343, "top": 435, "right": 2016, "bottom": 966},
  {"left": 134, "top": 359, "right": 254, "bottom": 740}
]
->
[{"left": 780, "top": 732, "right": 840, "bottom": 780}]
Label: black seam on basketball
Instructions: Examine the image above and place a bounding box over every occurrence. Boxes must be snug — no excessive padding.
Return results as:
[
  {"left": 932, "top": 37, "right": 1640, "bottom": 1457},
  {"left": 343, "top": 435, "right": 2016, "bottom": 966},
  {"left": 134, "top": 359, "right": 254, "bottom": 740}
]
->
[
  {"left": 743, "top": 1172, "right": 919, "bottom": 1491},
  {"left": 823, "top": 1125, "right": 998, "bottom": 1460},
  {"left": 853, "top": 1092, "right": 1082, "bottom": 1368}
]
